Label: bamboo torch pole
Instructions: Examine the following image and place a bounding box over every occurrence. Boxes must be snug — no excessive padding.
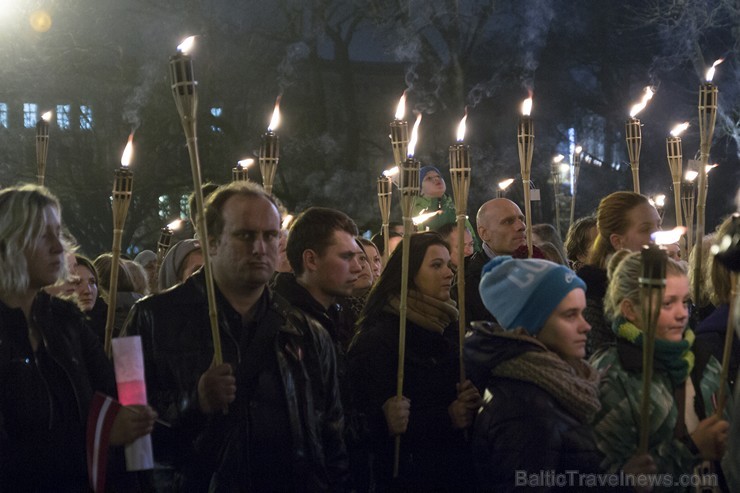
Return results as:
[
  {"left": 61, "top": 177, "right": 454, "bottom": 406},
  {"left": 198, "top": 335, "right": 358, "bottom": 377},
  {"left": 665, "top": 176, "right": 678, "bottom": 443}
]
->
[
  {"left": 569, "top": 146, "right": 582, "bottom": 228},
  {"left": 638, "top": 244, "right": 667, "bottom": 454},
  {"left": 103, "top": 134, "right": 134, "bottom": 357},
  {"left": 449, "top": 111, "right": 471, "bottom": 384},
  {"left": 694, "top": 60, "right": 722, "bottom": 309},
  {"left": 713, "top": 213, "right": 739, "bottom": 417},
  {"left": 169, "top": 36, "right": 222, "bottom": 365},
  {"left": 389, "top": 92, "right": 409, "bottom": 265},
  {"left": 666, "top": 122, "right": 688, "bottom": 256},
  {"left": 377, "top": 172, "right": 393, "bottom": 265},
  {"left": 35, "top": 111, "right": 51, "bottom": 186},
  {"left": 626, "top": 86, "right": 654, "bottom": 194},
  {"left": 681, "top": 172, "right": 698, "bottom": 256},
  {"left": 393, "top": 113, "right": 421, "bottom": 478},
  {"left": 517, "top": 97, "right": 534, "bottom": 258},
  {"left": 715, "top": 272, "right": 737, "bottom": 417},
  {"left": 551, "top": 155, "right": 564, "bottom": 238}
]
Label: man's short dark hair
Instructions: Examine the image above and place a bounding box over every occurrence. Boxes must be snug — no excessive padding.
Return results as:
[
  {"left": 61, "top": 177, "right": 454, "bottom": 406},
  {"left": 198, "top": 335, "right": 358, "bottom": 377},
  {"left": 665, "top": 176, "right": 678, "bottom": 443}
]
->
[
  {"left": 205, "top": 182, "right": 280, "bottom": 241},
  {"left": 287, "top": 207, "right": 358, "bottom": 276},
  {"left": 189, "top": 182, "right": 221, "bottom": 224}
]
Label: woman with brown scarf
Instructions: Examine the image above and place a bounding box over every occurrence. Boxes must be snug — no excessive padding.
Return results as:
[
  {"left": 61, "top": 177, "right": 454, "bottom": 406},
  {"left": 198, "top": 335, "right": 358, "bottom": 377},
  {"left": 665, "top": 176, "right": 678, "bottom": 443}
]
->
[
  {"left": 465, "top": 256, "right": 655, "bottom": 491},
  {"left": 348, "top": 231, "right": 481, "bottom": 491}
]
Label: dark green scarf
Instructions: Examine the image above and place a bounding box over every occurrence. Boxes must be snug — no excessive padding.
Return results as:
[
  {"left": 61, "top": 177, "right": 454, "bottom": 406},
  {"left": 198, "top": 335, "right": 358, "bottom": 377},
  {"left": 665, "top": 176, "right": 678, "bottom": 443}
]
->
[{"left": 613, "top": 317, "right": 695, "bottom": 386}]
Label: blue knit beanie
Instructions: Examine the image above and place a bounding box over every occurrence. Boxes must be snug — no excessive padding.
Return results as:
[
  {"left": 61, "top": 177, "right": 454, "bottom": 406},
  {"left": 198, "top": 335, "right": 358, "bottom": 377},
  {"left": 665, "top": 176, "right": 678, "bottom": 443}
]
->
[
  {"left": 479, "top": 256, "right": 586, "bottom": 334},
  {"left": 419, "top": 166, "right": 442, "bottom": 185}
]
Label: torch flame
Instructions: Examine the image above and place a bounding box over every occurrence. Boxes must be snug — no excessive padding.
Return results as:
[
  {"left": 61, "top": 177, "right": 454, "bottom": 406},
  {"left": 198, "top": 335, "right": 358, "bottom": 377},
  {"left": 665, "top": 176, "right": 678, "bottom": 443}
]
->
[
  {"left": 268, "top": 96, "right": 281, "bottom": 131},
  {"left": 574, "top": 145, "right": 583, "bottom": 156},
  {"left": 629, "top": 86, "right": 655, "bottom": 117},
  {"left": 670, "top": 122, "right": 689, "bottom": 137},
  {"left": 41, "top": 111, "right": 52, "bottom": 122},
  {"left": 552, "top": 154, "right": 565, "bottom": 164},
  {"left": 498, "top": 178, "right": 515, "bottom": 190},
  {"left": 412, "top": 210, "right": 441, "bottom": 226},
  {"left": 685, "top": 170, "right": 699, "bottom": 182},
  {"left": 456, "top": 112, "right": 467, "bottom": 142},
  {"left": 407, "top": 113, "right": 422, "bottom": 158},
  {"left": 521, "top": 97, "right": 533, "bottom": 117},
  {"left": 237, "top": 158, "right": 254, "bottom": 168},
  {"left": 653, "top": 194, "right": 666, "bottom": 207},
  {"left": 167, "top": 219, "right": 184, "bottom": 231},
  {"left": 705, "top": 164, "right": 718, "bottom": 173},
  {"left": 559, "top": 163, "right": 571, "bottom": 174},
  {"left": 120, "top": 133, "right": 134, "bottom": 168},
  {"left": 177, "top": 36, "right": 196, "bottom": 55},
  {"left": 651, "top": 226, "right": 686, "bottom": 245},
  {"left": 383, "top": 166, "right": 399, "bottom": 177},
  {"left": 394, "top": 91, "right": 406, "bottom": 120},
  {"left": 281, "top": 214, "right": 294, "bottom": 230},
  {"left": 705, "top": 59, "right": 724, "bottom": 82}
]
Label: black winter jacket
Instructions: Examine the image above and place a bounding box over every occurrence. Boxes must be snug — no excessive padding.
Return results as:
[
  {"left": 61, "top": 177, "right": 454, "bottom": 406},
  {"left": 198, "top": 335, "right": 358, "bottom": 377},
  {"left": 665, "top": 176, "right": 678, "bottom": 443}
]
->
[
  {"left": 348, "top": 311, "right": 474, "bottom": 491},
  {"left": 0, "top": 291, "right": 116, "bottom": 491},
  {"left": 122, "top": 270, "right": 349, "bottom": 491},
  {"left": 465, "top": 322, "right": 605, "bottom": 492}
]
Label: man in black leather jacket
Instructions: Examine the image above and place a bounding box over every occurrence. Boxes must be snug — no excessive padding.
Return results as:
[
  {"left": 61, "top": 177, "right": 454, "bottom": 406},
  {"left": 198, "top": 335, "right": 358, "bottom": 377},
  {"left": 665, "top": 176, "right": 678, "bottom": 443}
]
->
[{"left": 123, "top": 182, "right": 348, "bottom": 491}]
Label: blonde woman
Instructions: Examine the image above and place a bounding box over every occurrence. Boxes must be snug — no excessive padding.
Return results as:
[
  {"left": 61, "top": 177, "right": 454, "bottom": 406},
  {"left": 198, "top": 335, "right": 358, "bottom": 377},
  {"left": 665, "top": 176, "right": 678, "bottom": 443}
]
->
[{"left": 591, "top": 250, "right": 730, "bottom": 490}]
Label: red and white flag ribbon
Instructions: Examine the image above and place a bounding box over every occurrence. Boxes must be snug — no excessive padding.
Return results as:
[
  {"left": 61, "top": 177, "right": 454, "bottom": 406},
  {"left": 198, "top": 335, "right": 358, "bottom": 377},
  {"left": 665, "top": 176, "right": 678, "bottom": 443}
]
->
[{"left": 86, "top": 392, "right": 122, "bottom": 493}]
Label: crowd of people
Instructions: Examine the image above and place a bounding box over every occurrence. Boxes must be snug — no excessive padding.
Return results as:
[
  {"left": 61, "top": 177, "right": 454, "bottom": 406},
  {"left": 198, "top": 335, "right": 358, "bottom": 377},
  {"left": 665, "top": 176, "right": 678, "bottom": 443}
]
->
[{"left": 0, "top": 169, "right": 738, "bottom": 492}]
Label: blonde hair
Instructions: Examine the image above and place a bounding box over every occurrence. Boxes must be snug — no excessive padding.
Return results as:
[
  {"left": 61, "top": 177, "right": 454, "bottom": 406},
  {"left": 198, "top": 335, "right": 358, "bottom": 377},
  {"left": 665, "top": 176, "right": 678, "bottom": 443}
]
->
[
  {"left": 688, "top": 233, "right": 715, "bottom": 307},
  {"left": 589, "top": 192, "right": 651, "bottom": 270},
  {"left": 0, "top": 184, "right": 62, "bottom": 296},
  {"left": 604, "top": 249, "right": 688, "bottom": 322},
  {"left": 124, "top": 259, "right": 150, "bottom": 296},
  {"left": 709, "top": 216, "right": 734, "bottom": 305}
]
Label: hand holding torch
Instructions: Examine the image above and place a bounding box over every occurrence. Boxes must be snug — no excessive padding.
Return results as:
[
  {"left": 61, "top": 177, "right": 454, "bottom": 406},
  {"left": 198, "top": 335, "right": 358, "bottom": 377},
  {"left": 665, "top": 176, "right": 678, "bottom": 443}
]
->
[{"left": 394, "top": 113, "right": 421, "bottom": 478}]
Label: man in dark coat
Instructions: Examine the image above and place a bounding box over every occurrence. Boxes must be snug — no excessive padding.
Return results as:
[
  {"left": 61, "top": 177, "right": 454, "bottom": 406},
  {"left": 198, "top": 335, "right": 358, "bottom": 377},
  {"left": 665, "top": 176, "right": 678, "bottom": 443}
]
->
[
  {"left": 123, "top": 182, "right": 348, "bottom": 491},
  {"left": 461, "top": 198, "right": 528, "bottom": 327}
]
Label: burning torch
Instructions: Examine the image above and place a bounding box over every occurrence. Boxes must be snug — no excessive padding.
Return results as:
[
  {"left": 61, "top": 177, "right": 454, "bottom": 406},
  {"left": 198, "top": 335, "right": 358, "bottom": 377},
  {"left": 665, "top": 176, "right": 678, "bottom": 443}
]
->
[
  {"left": 103, "top": 134, "right": 134, "bottom": 357},
  {"left": 394, "top": 112, "right": 422, "bottom": 477},
  {"left": 169, "top": 35, "right": 222, "bottom": 365},
  {"left": 517, "top": 97, "right": 534, "bottom": 258},
  {"left": 449, "top": 110, "right": 471, "bottom": 385},
  {"left": 694, "top": 59, "right": 723, "bottom": 307},
  {"left": 625, "top": 86, "right": 654, "bottom": 194},
  {"left": 377, "top": 166, "right": 397, "bottom": 265},
  {"left": 36, "top": 111, "right": 51, "bottom": 186},
  {"left": 260, "top": 97, "right": 280, "bottom": 194},
  {"left": 232, "top": 158, "right": 253, "bottom": 182}
]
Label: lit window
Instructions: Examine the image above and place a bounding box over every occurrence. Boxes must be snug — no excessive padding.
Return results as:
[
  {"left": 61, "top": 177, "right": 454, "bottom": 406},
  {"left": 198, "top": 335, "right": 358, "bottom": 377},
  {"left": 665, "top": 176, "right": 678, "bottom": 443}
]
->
[
  {"left": 56, "top": 105, "right": 70, "bottom": 129},
  {"left": 80, "top": 105, "right": 93, "bottom": 130},
  {"left": 24, "top": 103, "right": 38, "bottom": 128},
  {"left": 158, "top": 195, "right": 172, "bottom": 220},
  {"left": 179, "top": 194, "right": 190, "bottom": 219},
  {"left": 0, "top": 103, "right": 7, "bottom": 128},
  {"left": 210, "top": 107, "right": 222, "bottom": 117}
]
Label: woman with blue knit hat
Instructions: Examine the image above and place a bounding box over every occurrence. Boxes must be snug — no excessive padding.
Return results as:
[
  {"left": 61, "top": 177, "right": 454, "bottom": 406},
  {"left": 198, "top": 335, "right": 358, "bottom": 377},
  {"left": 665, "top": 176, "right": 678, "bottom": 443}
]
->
[{"left": 465, "top": 256, "right": 655, "bottom": 491}]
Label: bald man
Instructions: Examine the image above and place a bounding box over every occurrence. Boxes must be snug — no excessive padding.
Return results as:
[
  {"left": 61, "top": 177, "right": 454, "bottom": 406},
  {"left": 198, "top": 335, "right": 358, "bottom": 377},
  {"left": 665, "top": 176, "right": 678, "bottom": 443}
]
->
[{"left": 461, "top": 199, "right": 527, "bottom": 325}]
